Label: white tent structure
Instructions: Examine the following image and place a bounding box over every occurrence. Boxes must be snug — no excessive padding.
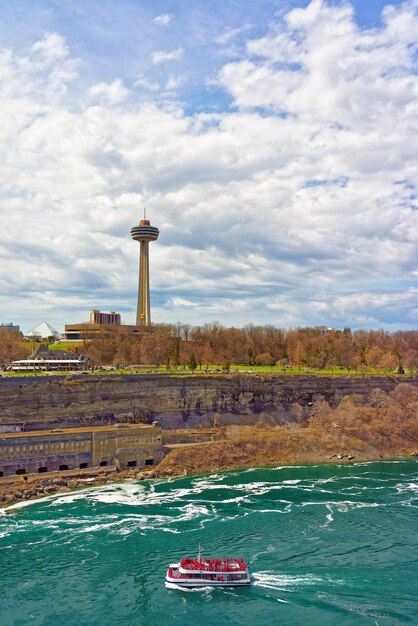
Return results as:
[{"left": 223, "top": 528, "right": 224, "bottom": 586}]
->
[{"left": 26, "top": 321, "right": 61, "bottom": 340}]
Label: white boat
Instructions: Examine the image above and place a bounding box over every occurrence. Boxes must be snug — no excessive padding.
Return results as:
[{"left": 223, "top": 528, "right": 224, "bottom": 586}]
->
[{"left": 166, "top": 547, "right": 251, "bottom": 588}]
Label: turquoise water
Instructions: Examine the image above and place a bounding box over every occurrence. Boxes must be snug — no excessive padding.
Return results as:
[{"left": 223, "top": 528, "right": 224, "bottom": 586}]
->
[{"left": 0, "top": 461, "right": 417, "bottom": 626}]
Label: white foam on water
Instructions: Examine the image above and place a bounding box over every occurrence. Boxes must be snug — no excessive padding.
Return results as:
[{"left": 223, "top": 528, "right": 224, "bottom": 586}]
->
[
  {"left": 319, "top": 504, "right": 334, "bottom": 529},
  {"left": 178, "top": 503, "right": 210, "bottom": 520},
  {"left": 300, "top": 500, "right": 382, "bottom": 513},
  {"left": 257, "top": 506, "right": 292, "bottom": 515},
  {"left": 5, "top": 493, "right": 61, "bottom": 511},
  {"left": 250, "top": 544, "right": 276, "bottom": 566},
  {"left": 192, "top": 473, "right": 225, "bottom": 485},
  {"left": 315, "top": 477, "right": 337, "bottom": 485},
  {"left": 315, "top": 591, "right": 385, "bottom": 620},
  {"left": 219, "top": 513, "right": 244, "bottom": 522},
  {"left": 272, "top": 465, "right": 306, "bottom": 470},
  {"left": 252, "top": 571, "right": 323, "bottom": 592},
  {"left": 47, "top": 482, "right": 196, "bottom": 508},
  {"left": 219, "top": 495, "right": 251, "bottom": 504},
  {"left": 76, "top": 502, "right": 213, "bottom": 534},
  {"left": 335, "top": 501, "right": 381, "bottom": 513},
  {"left": 396, "top": 482, "right": 418, "bottom": 495},
  {"left": 32, "top": 475, "right": 318, "bottom": 512}
]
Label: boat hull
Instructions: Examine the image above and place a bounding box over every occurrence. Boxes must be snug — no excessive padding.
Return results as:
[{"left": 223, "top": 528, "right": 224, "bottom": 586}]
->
[
  {"left": 166, "top": 576, "right": 251, "bottom": 588},
  {"left": 166, "top": 556, "right": 251, "bottom": 588}
]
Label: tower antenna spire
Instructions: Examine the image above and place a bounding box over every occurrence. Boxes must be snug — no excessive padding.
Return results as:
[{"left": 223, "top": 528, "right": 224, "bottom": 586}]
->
[{"left": 131, "top": 212, "right": 159, "bottom": 327}]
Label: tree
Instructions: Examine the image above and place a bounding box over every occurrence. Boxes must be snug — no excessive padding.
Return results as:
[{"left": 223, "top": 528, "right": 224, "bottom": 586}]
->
[
  {"left": 188, "top": 352, "right": 197, "bottom": 371},
  {"left": 380, "top": 351, "right": 398, "bottom": 371},
  {"left": 291, "top": 340, "right": 306, "bottom": 370},
  {"left": 172, "top": 336, "right": 181, "bottom": 369},
  {"left": 404, "top": 349, "right": 418, "bottom": 373},
  {"left": 365, "top": 346, "right": 384, "bottom": 369},
  {"left": 0, "top": 330, "right": 31, "bottom": 364},
  {"left": 255, "top": 352, "right": 275, "bottom": 366}
]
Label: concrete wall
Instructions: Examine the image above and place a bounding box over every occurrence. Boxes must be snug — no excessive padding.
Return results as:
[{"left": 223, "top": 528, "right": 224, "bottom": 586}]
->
[{"left": 0, "top": 425, "right": 163, "bottom": 477}]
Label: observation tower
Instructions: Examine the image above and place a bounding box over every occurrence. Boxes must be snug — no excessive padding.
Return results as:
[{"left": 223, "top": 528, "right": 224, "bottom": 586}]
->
[{"left": 131, "top": 212, "right": 159, "bottom": 327}]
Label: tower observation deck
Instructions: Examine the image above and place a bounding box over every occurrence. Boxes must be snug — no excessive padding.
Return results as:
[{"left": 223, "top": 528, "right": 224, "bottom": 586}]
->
[{"left": 131, "top": 216, "right": 159, "bottom": 327}]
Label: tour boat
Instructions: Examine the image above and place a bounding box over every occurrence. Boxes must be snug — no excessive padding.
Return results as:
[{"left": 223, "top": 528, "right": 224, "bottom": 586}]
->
[{"left": 166, "top": 547, "right": 251, "bottom": 587}]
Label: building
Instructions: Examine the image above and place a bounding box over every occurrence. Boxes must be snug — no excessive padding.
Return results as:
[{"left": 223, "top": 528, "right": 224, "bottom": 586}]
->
[
  {"left": 9, "top": 344, "right": 87, "bottom": 372},
  {"left": 0, "top": 323, "right": 20, "bottom": 333},
  {"left": 89, "top": 310, "right": 121, "bottom": 325},
  {"left": 64, "top": 322, "right": 146, "bottom": 341},
  {"left": 64, "top": 309, "right": 126, "bottom": 340},
  {"left": 26, "top": 321, "right": 60, "bottom": 340},
  {"left": 131, "top": 212, "right": 159, "bottom": 327},
  {"left": 0, "top": 423, "right": 164, "bottom": 477}
]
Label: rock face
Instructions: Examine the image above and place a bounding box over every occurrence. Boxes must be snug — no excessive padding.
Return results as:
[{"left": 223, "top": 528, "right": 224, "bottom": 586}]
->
[{"left": 0, "top": 373, "right": 416, "bottom": 431}]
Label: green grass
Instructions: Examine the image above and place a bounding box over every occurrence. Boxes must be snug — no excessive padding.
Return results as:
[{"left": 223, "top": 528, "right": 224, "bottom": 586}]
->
[
  {"left": 3, "top": 371, "right": 71, "bottom": 377},
  {"left": 49, "top": 341, "right": 84, "bottom": 351},
  {"left": 228, "top": 364, "right": 404, "bottom": 376},
  {"left": 3, "top": 363, "right": 413, "bottom": 378}
]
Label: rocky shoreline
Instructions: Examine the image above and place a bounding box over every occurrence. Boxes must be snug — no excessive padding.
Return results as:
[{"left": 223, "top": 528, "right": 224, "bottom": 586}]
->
[
  {"left": 2, "top": 431, "right": 417, "bottom": 509},
  {"left": 0, "top": 466, "right": 161, "bottom": 507}
]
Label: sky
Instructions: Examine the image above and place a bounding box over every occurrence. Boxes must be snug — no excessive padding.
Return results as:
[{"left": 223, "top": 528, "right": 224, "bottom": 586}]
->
[{"left": 0, "top": 0, "right": 417, "bottom": 333}]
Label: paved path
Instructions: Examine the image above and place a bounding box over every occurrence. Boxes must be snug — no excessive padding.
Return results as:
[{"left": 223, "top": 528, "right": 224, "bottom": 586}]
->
[{"left": 165, "top": 441, "right": 214, "bottom": 449}]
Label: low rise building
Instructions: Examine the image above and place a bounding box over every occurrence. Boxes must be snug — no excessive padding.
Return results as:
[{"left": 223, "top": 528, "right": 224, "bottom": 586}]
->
[
  {"left": 0, "top": 323, "right": 20, "bottom": 333},
  {"left": 0, "top": 423, "right": 164, "bottom": 477},
  {"left": 90, "top": 310, "right": 121, "bottom": 325},
  {"left": 9, "top": 344, "right": 87, "bottom": 372},
  {"left": 64, "top": 309, "right": 146, "bottom": 340},
  {"left": 64, "top": 323, "right": 146, "bottom": 340},
  {"left": 25, "top": 321, "right": 60, "bottom": 340}
]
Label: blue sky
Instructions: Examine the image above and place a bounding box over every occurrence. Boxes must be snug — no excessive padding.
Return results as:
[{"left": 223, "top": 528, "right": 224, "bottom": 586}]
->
[{"left": 0, "top": 0, "right": 417, "bottom": 332}]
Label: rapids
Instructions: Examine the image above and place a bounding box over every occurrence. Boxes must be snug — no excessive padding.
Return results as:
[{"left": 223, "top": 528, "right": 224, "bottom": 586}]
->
[{"left": 0, "top": 460, "right": 417, "bottom": 625}]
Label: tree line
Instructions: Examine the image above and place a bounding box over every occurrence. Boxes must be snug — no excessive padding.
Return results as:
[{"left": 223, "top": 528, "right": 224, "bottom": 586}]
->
[
  {"left": 82, "top": 323, "right": 418, "bottom": 371},
  {"left": 1, "top": 324, "right": 417, "bottom": 371}
]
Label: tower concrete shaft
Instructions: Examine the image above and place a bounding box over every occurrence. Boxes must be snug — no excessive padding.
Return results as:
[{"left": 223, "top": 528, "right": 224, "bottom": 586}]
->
[{"left": 131, "top": 219, "right": 159, "bottom": 327}]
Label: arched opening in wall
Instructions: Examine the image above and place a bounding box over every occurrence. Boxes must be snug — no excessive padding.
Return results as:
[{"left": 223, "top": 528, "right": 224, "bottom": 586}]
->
[
  {"left": 99, "top": 461, "right": 108, "bottom": 467},
  {"left": 0, "top": 471, "right": 3, "bottom": 477},
  {"left": 37, "top": 467, "right": 48, "bottom": 473},
  {"left": 79, "top": 463, "right": 88, "bottom": 469},
  {"left": 59, "top": 464, "right": 69, "bottom": 471},
  {"left": 127, "top": 460, "right": 137, "bottom": 468},
  {"left": 16, "top": 468, "right": 26, "bottom": 475},
  {"left": 145, "top": 459, "right": 154, "bottom": 466}
]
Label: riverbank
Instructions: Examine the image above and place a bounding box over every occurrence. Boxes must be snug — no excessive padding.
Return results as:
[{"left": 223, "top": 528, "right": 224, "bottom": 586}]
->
[{"left": 2, "top": 422, "right": 417, "bottom": 508}]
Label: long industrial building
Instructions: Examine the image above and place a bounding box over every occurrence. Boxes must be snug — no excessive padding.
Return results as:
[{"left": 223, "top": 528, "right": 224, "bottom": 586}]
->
[{"left": 0, "top": 424, "right": 164, "bottom": 477}]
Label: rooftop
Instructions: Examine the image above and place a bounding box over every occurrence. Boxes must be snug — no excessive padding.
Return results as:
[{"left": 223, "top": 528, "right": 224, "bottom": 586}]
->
[{"left": 0, "top": 423, "right": 156, "bottom": 440}]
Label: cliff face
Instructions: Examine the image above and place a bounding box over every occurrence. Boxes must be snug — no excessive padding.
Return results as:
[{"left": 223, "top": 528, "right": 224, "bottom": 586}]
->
[{"left": 1, "top": 373, "right": 416, "bottom": 431}]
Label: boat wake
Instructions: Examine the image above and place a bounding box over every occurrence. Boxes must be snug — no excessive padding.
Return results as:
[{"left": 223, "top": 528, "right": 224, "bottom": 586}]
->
[{"left": 252, "top": 571, "right": 325, "bottom": 592}]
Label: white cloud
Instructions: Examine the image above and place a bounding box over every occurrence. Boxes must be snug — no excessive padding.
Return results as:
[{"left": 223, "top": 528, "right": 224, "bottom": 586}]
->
[
  {"left": 153, "top": 13, "right": 173, "bottom": 26},
  {"left": 134, "top": 75, "right": 160, "bottom": 91},
  {"left": 215, "top": 24, "right": 252, "bottom": 45},
  {"left": 167, "top": 297, "right": 198, "bottom": 308},
  {"left": 165, "top": 75, "right": 183, "bottom": 91},
  {"left": 88, "top": 78, "right": 129, "bottom": 104},
  {"left": 31, "top": 32, "right": 69, "bottom": 61},
  {"left": 151, "top": 47, "right": 184, "bottom": 65},
  {"left": 1, "top": 3, "right": 418, "bottom": 331}
]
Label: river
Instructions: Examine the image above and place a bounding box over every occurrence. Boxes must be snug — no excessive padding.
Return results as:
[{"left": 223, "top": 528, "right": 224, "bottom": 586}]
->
[{"left": 0, "top": 460, "right": 417, "bottom": 625}]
